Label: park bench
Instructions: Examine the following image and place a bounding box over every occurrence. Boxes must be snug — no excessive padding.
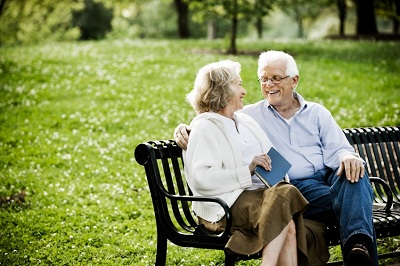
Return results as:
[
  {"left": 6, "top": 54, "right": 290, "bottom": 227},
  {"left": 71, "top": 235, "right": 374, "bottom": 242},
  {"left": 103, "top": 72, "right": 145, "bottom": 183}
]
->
[{"left": 134, "top": 126, "right": 400, "bottom": 265}]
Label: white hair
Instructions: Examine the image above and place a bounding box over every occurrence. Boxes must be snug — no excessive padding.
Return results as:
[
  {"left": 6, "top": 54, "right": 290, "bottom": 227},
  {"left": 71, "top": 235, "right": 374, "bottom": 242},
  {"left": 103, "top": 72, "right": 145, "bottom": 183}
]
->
[{"left": 257, "top": 50, "right": 299, "bottom": 78}]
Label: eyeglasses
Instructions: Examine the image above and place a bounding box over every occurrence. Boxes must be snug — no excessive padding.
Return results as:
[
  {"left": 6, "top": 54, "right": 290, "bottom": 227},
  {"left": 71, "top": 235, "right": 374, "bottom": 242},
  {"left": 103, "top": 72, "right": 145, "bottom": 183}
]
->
[{"left": 258, "top": 75, "right": 290, "bottom": 85}]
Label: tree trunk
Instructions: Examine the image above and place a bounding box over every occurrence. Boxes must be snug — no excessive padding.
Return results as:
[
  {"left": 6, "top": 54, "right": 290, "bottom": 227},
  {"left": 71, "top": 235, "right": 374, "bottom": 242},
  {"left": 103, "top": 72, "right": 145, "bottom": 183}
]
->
[
  {"left": 0, "top": 0, "right": 7, "bottom": 16},
  {"left": 228, "top": 15, "right": 238, "bottom": 54},
  {"left": 294, "top": 7, "right": 304, "bottom": 38},
  {"left": 174, "top": 0, "right": 190, "bottom": 38},
  {"left": 394, "top": 0, "right": 400, "bottom": 34},
  {"left": 354, "top": 0, "right": 377, "bottom": 35},
  {"left": 256, "top": 16, "right": 263, "bottom": 39},
  {"left": 298, "top": 17, "right": 304, "bottom": 38},
  {"left": 207, "top": 19, "right": 217, "bottom": 40},
  {"left": 228, "top": 0, "right": 238, "bottom": 54},
  {"left": 336, "top": 0, "right": 347, "bottom": 36}
]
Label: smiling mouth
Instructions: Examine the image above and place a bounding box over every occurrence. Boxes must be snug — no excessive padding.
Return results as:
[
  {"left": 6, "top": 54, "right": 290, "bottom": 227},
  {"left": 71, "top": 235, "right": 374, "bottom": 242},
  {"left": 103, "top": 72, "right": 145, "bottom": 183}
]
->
[{"left": 268, "top": 90, "right": 279, "bottom": 95}]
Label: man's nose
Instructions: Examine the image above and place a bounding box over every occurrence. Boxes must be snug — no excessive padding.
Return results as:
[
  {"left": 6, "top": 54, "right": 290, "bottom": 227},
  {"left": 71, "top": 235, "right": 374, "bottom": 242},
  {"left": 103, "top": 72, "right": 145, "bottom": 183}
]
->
[{"left": 266, "top": 79, "right": 275, "bottom": 87}]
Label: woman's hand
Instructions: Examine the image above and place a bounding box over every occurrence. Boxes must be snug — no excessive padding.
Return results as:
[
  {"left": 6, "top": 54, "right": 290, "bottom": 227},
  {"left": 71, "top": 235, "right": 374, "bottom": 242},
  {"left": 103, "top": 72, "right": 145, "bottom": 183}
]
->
[{"left": 249, "top": 154, "right": 272, "bottom": 175}]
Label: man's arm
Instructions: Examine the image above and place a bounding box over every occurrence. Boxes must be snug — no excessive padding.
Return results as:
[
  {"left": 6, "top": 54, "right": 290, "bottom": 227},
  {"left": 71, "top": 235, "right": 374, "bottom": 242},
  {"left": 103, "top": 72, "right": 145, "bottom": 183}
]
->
[{"left": 174, "top": 123, "right": 191, "bottom": 150}]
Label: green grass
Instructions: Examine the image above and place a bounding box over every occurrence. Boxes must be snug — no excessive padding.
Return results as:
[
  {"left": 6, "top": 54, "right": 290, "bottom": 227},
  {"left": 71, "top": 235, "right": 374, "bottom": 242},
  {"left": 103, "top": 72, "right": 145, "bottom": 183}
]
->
[{"left": 1, "top": 39, "right": 399, "bottom": 265}]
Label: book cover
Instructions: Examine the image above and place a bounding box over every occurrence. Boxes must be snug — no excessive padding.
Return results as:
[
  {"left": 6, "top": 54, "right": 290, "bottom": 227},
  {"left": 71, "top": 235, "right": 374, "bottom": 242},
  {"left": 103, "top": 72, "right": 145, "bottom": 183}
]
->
[{"left": 254, "top": 147, "right": 292, "bottom": 188}]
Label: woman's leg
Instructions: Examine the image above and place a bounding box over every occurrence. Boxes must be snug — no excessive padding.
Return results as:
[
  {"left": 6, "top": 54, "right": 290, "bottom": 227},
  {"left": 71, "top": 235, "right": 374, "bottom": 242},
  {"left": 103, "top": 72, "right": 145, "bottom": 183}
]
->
[
  {"left": 277, "top": 220, "right": 297, "bottom": 266},
  {"left": 261, "top": 220, "right": 297, "bottom": 266}
]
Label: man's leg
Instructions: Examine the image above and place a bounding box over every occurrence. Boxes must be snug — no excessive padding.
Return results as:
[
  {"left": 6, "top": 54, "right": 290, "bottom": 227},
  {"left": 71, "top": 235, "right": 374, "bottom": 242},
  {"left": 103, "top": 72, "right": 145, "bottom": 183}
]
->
[
  {"left": 290, "top": 170, "right": 336, "bottom": 224},
  {"left": 326, "top": 169, "right": 377, "bottom": 265},
  {"left": 291, "top": 170, "right": 378, "bottom": 265}
]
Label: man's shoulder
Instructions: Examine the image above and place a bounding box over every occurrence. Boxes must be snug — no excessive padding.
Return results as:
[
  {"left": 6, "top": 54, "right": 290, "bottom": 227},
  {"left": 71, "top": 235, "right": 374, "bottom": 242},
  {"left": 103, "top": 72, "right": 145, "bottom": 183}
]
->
[
  {"left": 241, "top": 100, "right": 265, "bottom": 114},
  {"left": 303, "top": 101, "right": 331, "bottom": 114},
  {"left": 295, "top": 93, "right": 330, "bottom": 114}
]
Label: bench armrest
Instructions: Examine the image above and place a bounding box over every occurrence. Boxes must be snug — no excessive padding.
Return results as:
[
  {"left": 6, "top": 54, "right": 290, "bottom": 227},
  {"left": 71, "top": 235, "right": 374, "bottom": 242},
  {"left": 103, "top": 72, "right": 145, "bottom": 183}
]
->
[
  {"left": 369, "top": 176, "right": 393, "bottom": 213},
  {"left": 163, "top": 193, "right": 232, "bottom": 238}
]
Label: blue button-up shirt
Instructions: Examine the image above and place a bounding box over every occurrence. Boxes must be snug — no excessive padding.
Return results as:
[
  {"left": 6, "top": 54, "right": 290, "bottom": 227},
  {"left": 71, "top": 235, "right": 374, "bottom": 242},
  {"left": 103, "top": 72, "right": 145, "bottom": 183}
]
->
[{"left": 239, "top": 92, "right": 355, "bottom": 179}]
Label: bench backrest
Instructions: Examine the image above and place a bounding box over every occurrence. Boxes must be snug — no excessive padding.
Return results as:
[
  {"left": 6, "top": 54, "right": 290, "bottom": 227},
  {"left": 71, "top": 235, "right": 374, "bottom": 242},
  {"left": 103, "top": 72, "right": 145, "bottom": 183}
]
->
[
  {"left": 135, "top": 140, "right": 193, "bottom": 229},
  {"left": 343, "top": 127, "right": 400, "bottom": 203},
  {"left": 135, "top": 140, "right": 230, "bottom": 249},
  {"left": 134, "top": 126, "right": 400, "bottom": 243}
]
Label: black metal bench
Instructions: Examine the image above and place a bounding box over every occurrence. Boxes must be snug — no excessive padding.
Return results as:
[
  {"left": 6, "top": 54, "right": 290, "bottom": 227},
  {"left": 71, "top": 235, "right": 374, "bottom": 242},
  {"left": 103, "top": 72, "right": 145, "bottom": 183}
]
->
[{"left": 134, "top": 126, "right": 400, "bottom": 265}]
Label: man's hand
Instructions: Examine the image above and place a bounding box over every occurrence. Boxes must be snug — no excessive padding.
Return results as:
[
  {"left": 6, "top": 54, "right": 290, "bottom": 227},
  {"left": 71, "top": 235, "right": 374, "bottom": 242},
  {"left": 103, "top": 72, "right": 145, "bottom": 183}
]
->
[
  {"left": 337, "top": 154, "right": 365, "bottom": 183},
  {"left": 174, "top": 123, "right": 191, "bottom": 150}
]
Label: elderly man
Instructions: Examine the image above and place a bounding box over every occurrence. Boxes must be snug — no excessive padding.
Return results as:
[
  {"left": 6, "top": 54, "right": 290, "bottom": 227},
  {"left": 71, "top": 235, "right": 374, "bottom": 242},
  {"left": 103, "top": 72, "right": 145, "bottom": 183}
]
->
[{"left": 175, "top": 51, "right": 377, "bottom": 266}]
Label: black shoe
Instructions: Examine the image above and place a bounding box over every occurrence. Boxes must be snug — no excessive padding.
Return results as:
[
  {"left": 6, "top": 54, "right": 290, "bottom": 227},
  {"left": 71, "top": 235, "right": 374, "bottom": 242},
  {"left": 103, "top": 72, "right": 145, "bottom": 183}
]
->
[{"left": 346, "top": 244, "right": 373, "bottom": 266}]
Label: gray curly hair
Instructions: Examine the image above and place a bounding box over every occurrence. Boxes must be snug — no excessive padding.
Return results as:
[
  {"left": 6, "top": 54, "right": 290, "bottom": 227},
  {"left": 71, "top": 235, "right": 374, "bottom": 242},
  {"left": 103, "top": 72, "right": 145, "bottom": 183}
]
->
[{"left": 186, "top": 60, "right": 241, "bottom": 114}]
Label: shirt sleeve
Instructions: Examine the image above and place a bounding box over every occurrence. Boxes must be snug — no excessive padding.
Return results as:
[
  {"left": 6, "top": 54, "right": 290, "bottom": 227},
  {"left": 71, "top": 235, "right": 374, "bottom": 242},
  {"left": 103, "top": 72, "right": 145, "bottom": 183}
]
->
[{"left": 318, "top": 106, "right": 356, "bottom": 169}]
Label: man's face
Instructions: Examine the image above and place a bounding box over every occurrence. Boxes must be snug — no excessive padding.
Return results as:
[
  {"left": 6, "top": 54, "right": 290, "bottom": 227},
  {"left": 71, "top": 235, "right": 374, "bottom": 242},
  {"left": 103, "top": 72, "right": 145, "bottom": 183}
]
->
[{"left": 259, "top": 60, "right": 298, "bottom": 107}]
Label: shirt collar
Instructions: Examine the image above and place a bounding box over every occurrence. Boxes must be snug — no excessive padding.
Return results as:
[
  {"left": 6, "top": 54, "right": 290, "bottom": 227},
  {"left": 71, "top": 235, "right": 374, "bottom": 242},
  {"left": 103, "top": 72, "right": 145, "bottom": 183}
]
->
[{"left": 264, "top": 91, "right": 308, "bottom": 114}]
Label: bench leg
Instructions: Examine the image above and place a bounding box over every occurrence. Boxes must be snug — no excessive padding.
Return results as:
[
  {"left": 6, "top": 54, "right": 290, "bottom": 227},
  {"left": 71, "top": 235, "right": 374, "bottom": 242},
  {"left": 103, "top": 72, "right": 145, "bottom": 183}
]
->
[
  {"left": 224, "top": 250, "right": 237, "bottom": 266},
  {"left": 155, "top": 232, "right": 168, "bottom": 266}
]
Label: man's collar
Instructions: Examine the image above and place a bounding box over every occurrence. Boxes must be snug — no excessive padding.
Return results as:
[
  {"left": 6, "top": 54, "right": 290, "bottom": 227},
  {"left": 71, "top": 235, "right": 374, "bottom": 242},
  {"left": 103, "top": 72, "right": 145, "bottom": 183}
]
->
[
  {"left": 265, "top": 91, "right": 308, "bottom": 110},
  {"left": 293, "top": 92, "right": 308, "bottom": 111}
]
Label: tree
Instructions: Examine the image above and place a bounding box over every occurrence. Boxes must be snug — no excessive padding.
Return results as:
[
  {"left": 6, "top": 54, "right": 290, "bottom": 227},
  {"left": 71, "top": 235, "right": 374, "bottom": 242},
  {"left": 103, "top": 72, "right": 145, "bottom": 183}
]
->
[
  {"left": 189, "top": 0, "right": 271, "bottom": 54},
  {"left": 72, "top": 0, "right": 114, "bottom": 40},
  {"left": 353, "top": 0, "right": 377, "bottom": 34},
  {"left": 174, "top": 0, "right": 190, "bottom": 38},
  {"left": 375, "top": 0, "right": 400, "bottom": 34},
  {"left": 276, "top": 0, "right": 328, "bottom": 38},
  {"left": 0, "top": 0, "right": 7, "bottom": 16},
  {"left": 336, "top": 0, "right": 347, "bottom": 36},
  {"left": 0, "top": 0, "right": 81, "bottom": 45},
  {"left": 254, "top": 0, "right": 273, "bottom": 39},
  {"left": 395, "top": 0, "right": 400, "bottom": 34}
]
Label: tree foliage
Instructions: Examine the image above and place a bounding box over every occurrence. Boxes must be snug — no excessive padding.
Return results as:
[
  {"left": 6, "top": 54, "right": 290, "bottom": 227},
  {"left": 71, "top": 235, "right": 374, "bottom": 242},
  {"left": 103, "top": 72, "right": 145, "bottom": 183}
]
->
[
  {"left": 276, "top": 0, "right": 330, "bottom": 38},
  {"left": 72, "top": 0, "right": 114, "bottom": 40},
  {"left": 0, "top": 0, "right": 82, "bottom": 45},
  {"left": 188, "top": 0, "right": 273, "bottom": 54},
  {"left": 375, "top": 0, "right": 400, "bottom": 33},
  {"left": 0, "top": 0, "right": 396, "bottom": 47}
]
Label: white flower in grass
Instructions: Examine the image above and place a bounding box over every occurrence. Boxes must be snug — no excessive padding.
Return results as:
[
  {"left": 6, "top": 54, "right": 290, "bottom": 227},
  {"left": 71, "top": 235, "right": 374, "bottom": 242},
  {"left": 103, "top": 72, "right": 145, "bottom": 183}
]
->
[
  {"left": 62, "top": 154, "right": 71, "bottom": 160},
  {"left": 52, "top": 132, "right": 60, "bottom": 139}
]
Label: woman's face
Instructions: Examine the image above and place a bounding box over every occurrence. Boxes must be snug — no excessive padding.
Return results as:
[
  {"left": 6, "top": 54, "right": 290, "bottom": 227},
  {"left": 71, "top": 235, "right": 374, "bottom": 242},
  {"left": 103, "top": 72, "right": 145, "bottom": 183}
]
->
[{"left": 228, "top": 75, "right": 246, "bottom": 112}]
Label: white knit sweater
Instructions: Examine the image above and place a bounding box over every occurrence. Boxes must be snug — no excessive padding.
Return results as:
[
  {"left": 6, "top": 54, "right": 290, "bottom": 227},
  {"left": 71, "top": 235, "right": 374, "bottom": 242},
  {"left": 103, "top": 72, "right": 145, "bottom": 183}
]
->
[{"left": 183, "top": 112, "right": 273, "bottom": 222}]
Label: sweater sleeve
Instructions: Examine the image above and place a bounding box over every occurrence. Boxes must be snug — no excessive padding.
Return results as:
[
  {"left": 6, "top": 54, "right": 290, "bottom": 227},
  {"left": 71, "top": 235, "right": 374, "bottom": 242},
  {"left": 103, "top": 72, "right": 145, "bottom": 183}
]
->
[{"left": 185, "top": 120, "right": 252, "bottom": 197}]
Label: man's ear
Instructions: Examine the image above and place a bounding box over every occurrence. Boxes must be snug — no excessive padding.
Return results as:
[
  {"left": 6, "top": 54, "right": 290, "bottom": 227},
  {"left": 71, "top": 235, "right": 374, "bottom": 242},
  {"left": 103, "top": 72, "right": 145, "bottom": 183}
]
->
[{"left": 292, "top": 75, "right": 299, "bottom": 89}]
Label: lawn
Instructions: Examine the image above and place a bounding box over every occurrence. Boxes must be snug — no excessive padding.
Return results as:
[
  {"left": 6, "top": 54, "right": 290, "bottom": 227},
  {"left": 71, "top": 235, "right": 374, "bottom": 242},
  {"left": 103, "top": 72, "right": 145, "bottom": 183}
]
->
[{"left": 0, "top": 38, "right": 399, "bottom": 265}]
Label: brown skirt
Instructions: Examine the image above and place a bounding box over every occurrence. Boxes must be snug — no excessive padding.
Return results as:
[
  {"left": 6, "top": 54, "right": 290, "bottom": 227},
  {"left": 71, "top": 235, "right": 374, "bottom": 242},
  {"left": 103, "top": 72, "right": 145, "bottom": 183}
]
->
[{"left": 198, "top": 182, "right": 329, "bottom": 266}]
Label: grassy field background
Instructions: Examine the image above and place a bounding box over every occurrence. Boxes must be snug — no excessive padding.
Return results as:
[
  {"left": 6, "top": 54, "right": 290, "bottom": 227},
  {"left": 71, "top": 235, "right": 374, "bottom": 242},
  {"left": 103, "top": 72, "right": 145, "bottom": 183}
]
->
[{"left": 1, "top": 39, "right": 399, "bottom": 265}]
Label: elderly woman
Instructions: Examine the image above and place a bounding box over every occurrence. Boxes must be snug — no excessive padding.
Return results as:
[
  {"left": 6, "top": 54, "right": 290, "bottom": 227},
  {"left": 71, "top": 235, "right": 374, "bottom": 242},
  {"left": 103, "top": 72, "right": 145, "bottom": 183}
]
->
[{"left": 183, "top": 60, "right": 309, "bottom": 266}]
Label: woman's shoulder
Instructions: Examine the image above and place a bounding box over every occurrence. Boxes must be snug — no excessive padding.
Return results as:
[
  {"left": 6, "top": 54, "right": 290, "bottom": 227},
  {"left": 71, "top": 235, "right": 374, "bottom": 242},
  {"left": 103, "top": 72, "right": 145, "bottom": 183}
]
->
[
  {"left": 235, "top": 112, "right": 259, "bottom": 125},
  {"left": 190, "top": 113, "right": 221, "bottom": 130}
]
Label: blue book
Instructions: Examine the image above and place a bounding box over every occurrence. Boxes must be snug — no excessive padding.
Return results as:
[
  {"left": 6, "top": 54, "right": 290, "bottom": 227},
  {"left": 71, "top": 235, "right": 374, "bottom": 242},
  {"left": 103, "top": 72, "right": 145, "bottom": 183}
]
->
[{"left": 254, "top": 147, "right": 292, "bottom": 188}]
